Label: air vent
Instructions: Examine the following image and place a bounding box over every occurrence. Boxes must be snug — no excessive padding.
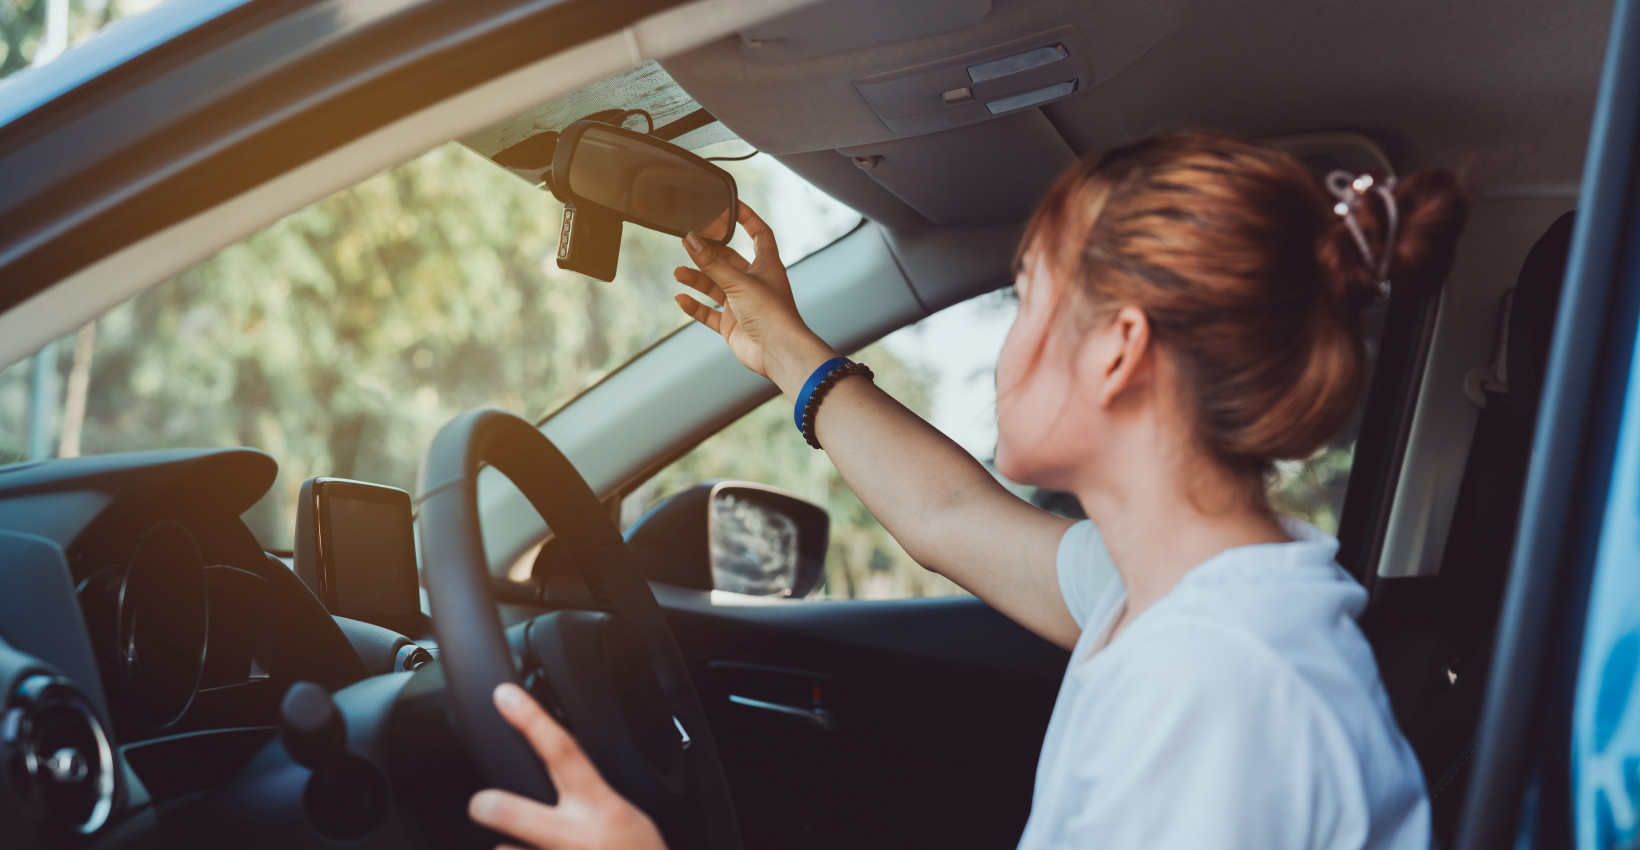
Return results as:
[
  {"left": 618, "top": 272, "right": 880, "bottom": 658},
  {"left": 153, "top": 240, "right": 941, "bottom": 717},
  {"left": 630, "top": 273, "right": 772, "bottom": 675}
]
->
[{"left": 1, "top": 675, "right": 116, "bottom": 835}]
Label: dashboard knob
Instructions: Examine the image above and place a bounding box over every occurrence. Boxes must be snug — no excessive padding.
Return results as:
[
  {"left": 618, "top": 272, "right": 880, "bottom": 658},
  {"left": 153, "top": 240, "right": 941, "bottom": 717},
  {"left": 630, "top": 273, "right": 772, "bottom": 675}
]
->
[
  {"left": 279, "top": 681, "right": 345, "bottom": 769},
  {"left": 1, "top": 675, "right": 116, "bottom": 836},
  {"left": 46, "top": 746, "right": 91, "bottom": 784}
]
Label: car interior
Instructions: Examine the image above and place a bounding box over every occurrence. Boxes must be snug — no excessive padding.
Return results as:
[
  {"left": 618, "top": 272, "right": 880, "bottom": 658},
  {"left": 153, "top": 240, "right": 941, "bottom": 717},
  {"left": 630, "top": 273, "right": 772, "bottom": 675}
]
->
[{"left": 0, "top": 0, "right": 1616, "bottom": 848}]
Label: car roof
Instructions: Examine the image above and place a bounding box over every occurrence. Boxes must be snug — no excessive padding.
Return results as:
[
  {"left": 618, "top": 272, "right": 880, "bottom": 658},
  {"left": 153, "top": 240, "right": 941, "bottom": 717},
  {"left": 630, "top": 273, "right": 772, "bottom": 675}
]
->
[{"left": 658, "top": 0, "right": 1605, "bottom": 229}]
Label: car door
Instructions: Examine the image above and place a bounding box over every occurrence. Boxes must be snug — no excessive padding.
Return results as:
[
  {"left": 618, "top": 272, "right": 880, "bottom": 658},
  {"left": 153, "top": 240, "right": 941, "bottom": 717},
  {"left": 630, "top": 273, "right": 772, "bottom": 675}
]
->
[
  {"left": 658, "top": 588, "right": 1067, "bottom": 850},
  {"left": 1452, "top": 0, "right": 1640, "bottom": 845}
]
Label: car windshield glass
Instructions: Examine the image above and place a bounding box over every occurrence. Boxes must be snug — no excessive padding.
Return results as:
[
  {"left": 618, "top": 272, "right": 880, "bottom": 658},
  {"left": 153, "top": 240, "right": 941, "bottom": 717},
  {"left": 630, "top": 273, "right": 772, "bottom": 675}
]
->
[{"left": 0, "top": 66, "right": 861, "bottom": 550}]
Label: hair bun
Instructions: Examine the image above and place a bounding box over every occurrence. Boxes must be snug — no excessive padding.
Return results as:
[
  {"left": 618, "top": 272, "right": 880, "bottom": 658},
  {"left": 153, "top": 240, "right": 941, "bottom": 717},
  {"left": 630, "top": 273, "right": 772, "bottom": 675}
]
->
[
  {"left": 1018, "top": 132, "right": 1469, "bottom": 475},
  {"left": 1317, "top": 169, "right": 1467, "bottom": 311}
]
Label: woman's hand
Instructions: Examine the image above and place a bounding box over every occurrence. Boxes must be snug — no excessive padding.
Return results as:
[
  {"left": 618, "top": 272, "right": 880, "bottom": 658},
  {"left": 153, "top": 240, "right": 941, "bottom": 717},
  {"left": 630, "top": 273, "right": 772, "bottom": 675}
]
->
[
  {"left": 468, "top": 684, "right": 667, "bottom": 850},
  {"left": 673, "top": 203, "right": 837, "bottom": 398}
]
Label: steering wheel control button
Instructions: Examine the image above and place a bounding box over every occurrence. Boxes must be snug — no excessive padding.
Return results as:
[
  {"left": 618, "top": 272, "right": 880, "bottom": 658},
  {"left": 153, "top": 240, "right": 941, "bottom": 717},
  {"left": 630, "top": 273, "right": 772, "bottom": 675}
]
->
[
  {"left": 279, "top": 681, "right": 345, "bottom": 769},
  {"left": 1, "top": 675, "right": 117, "bottom": 836}
]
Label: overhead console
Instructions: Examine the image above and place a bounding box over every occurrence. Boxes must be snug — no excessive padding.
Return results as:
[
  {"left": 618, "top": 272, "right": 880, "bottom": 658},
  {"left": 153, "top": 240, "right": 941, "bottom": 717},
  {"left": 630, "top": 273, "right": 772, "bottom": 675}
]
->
[{"left": 854, "top": 27, "right": 1093, "bottom": 137}]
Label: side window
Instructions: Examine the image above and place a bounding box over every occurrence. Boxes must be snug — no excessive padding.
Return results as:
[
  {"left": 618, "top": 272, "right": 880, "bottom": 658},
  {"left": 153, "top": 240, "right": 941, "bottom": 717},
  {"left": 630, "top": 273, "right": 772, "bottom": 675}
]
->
[
  {"left": 1266, "top": 301, "right": 1387, "bottom": 535},
  {"left": 623, "top": 291, "right": 1371, "bottom": 599},
  {"left": 623, "top": 291, "right": 1025, "bottom": 600}
]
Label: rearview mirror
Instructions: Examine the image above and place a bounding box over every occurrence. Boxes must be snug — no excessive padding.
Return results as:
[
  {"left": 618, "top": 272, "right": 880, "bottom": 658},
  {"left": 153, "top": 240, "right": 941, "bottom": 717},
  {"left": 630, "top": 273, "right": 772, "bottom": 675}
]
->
[{"left": 553, "top": 120, "right": 738, "bottom": 243}]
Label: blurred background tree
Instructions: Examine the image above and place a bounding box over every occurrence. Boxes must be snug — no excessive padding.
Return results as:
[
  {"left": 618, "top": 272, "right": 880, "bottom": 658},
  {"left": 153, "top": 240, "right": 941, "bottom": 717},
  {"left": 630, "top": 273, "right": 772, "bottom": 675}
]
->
[{"left": 0, "top": 0, "right": 160, "bottom": 76}]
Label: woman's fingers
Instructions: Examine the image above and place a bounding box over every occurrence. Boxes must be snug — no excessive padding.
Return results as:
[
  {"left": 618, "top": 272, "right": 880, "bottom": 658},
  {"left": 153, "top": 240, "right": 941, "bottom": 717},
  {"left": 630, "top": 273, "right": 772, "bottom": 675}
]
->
[
  {"left": 471, "top": 685, "right": 669, "bottom": 850},
  {"left": 702, "top": 204, "right": 735, "bottom": 242},
  {"left": 737, "top": 203, "right": 782, "bottom": 265},
  {"left": 493, "top": 684, "right": 605, "bottom": 798},
  {"left": 683, "top": 232, "right": 752, "bottom": 277},
  {"left": 468, "top": 789, "right": 570, "bottom": 848},
  {"left": 673, "top": 266, "right": 726, "bottom": 306},
  {"left": 674, "top": 294, "right": 724, "bottom": 334}
]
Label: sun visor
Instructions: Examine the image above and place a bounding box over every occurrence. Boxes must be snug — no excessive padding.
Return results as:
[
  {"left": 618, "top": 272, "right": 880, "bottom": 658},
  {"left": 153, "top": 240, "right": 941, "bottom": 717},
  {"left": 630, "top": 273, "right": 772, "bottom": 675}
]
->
[
  {"left": 855, "top": 26, "right": 1092, "bottom": 137},
  {"left": 838, "top": 109, "right": 1074, "bottom": 225}
]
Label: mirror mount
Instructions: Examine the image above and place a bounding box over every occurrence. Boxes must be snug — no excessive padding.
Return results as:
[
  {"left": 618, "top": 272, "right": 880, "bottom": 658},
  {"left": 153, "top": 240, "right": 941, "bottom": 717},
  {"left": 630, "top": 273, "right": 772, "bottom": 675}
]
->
[
  {"left": 492, "top": 116, "right": 734, "bottom": 282},
  {"left": 555, "top": 202, "right": 623, "bottom": 282}
]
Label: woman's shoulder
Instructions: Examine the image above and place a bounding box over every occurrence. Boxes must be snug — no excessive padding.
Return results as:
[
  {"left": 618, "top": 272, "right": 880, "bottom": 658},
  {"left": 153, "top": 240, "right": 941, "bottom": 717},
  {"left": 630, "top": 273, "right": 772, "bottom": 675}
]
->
[
  {"left": 1082, "top": 604, "right": 1408, "bottom": 773},
  {"left": 1095, "top": 614, "right": 1313, "bottom": 695},
  {"left": 1056, "top": 519, "right": 1120, "bottom": 628},
  {"left": 1070, "top": 616, "right": 1376, "bottom": 785}
]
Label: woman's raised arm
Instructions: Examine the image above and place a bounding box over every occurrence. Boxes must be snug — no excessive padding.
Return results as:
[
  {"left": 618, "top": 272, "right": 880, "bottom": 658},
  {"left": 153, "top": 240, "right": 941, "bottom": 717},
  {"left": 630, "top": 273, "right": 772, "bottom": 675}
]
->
[{"left": 673, "top": 204, "right": 1080, "bottom": 649}]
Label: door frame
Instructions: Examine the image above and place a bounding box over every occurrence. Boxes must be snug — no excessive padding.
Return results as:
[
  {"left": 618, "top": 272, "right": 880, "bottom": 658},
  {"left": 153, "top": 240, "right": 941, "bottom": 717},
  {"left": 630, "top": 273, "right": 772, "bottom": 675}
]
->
[{"left": 1457, "top": 0, "right": 1640, "bottom": 843}]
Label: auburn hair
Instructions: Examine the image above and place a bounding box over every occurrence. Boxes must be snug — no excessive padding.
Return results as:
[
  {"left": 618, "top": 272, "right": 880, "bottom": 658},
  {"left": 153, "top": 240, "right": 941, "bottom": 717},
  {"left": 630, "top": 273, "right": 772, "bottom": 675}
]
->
[{"left": 1021, "top": 132, "right": 1466, "bottom": 476}]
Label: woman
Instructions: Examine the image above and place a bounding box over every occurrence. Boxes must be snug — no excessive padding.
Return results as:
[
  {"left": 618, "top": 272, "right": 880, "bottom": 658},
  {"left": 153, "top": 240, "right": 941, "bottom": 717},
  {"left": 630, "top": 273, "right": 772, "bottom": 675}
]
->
[{"left": 468, "top": 132, "right": 1466, "bottom": 848}]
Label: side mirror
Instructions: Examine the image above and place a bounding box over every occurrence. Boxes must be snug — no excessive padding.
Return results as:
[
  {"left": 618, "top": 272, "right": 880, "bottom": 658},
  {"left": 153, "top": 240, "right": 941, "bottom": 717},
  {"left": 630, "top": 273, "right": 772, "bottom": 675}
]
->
[
  {"left": 551, "top": 120, "right": 737, "bottom": 258},
  {"left": 624, "top": 481, "right": 828, "bottom": 599}
]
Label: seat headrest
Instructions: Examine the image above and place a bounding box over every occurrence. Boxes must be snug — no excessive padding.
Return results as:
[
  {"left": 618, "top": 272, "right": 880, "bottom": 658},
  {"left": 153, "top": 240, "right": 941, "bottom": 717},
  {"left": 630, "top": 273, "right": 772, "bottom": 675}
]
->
[{"left": 1507, "top": 211, "right": 1577, "bottom": 410}]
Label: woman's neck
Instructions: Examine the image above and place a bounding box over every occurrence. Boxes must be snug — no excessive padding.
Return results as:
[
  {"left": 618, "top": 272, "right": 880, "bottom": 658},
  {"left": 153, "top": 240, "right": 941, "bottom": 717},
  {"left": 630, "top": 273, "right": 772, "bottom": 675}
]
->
[{"left": 1076, "top": 470, "right": 1290, "bottom": 625}]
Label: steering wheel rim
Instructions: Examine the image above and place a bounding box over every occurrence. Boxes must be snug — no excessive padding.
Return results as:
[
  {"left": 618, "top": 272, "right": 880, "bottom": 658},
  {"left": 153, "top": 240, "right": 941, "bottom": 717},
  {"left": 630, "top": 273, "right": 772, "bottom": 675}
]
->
[{"left": 417, "top": 407, "right": 740, "bottom": 849}]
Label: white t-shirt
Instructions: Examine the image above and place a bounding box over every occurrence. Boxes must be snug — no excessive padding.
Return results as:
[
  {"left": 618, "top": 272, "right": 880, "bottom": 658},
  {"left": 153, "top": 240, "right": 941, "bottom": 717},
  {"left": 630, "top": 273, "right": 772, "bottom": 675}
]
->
[{"left": 1017, "top": 519, "right": 1431, "bottom": 850}]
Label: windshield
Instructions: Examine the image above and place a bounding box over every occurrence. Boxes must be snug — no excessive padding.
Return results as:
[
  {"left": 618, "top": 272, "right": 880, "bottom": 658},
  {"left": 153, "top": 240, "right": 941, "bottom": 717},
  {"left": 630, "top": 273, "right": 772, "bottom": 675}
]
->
[{"left": 0, "top": 124, "right": 859, "bottom": 549}]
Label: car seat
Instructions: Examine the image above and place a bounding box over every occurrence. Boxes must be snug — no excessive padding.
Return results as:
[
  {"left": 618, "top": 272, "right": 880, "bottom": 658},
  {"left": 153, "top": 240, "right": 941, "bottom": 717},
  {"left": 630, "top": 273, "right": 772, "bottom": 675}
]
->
[{"left": 1359, "top": 211, "right": 1576, "bottom": 847}]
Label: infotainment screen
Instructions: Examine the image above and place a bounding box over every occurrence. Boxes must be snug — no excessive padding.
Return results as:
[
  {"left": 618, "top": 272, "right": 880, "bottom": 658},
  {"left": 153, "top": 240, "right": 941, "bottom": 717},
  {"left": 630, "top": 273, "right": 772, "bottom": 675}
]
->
[{"left": 294, "top": 478, "right": 419, "bottom": 622}]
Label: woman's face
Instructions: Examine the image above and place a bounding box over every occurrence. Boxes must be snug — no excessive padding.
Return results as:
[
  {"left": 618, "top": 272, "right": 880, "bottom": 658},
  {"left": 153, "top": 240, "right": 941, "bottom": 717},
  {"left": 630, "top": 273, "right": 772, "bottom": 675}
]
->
[{"left": 994, "top": 252, "right": 1095, "bottom": 490}]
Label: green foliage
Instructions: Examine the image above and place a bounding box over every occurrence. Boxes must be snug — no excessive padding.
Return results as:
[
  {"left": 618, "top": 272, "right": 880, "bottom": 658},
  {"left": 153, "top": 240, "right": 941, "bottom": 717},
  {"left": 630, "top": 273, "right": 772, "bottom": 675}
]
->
[
  {"left": 1268, "top": 442, "right": 1354, "bottom": 535},
  {"left": 0, "top": 0, "right": 159, "bottom": 77}
]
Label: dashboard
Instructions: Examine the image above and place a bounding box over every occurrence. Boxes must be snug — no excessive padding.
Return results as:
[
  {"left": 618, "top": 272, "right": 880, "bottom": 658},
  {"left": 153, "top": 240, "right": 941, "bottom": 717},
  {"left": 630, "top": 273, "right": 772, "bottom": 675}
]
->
[
  {"left": 0, "top": 448, "right": 375, "bottom": 846},
  {"left": 0, "top": 450, "right": 822, "bottom": 849}
]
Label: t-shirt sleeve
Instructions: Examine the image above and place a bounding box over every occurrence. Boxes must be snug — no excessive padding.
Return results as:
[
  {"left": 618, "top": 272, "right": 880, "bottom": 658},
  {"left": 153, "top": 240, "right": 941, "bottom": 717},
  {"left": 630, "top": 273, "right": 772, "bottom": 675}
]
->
[
  {"left": 1044, "top": 624, "right": 1371, "bottom": 850},
  {"left": 1055, "top": 520, "right": 1118, "bottom": 629}
]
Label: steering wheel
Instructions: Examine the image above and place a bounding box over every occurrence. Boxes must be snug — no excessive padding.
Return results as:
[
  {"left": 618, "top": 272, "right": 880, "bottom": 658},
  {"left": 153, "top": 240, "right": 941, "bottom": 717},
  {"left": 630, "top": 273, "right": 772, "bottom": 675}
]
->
[{"left": 417, "top": 408, "right": 740, "bottom": 849}]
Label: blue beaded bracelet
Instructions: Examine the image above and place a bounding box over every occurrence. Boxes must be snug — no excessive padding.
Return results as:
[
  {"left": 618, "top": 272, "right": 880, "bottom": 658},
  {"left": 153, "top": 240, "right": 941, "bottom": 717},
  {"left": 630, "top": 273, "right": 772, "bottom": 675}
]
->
[
  {"left": 793, "top": 357, "right": 850, "bottom": 433},
  {"left": 793, "top": 357, "right": 874, "bottom": 449}
]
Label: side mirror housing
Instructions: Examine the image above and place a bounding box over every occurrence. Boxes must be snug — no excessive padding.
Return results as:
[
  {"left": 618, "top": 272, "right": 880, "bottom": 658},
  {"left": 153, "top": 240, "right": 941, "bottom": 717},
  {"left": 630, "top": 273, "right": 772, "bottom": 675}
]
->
[{"left": 624, "top": 481, "right": 828, "bottom": 599}]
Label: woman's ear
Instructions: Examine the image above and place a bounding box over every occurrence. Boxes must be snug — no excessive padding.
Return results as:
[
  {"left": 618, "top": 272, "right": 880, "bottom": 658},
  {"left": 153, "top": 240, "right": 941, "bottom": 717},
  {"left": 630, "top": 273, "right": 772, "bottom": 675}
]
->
[{"left": 1082, "top": 305, "right": 1152, "bottom": 409}]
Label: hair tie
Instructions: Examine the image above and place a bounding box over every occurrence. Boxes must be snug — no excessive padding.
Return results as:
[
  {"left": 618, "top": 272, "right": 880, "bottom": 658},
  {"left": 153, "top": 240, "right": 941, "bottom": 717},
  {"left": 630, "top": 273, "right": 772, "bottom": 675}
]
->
[{"left": 1326, "top": 170, "right": 1399, "bottom": 294}]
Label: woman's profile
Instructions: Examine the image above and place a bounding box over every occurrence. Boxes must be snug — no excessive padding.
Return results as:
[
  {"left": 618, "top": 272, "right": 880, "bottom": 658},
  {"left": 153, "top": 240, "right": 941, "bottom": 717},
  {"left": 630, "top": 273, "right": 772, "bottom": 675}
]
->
[{"left": 466, "top": 131, "right": 1467, "bottom": 849}]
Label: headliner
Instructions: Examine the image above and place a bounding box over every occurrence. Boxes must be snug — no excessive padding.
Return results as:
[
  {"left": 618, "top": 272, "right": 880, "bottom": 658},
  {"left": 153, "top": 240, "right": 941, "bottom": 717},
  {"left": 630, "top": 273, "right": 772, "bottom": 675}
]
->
[{"left": 659, "top": 0, "right": 1606, "bottom": 231}]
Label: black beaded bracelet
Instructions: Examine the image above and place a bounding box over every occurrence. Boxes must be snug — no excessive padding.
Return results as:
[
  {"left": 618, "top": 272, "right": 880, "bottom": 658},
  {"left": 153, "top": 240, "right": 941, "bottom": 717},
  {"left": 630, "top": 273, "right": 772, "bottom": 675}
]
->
[{"left": 799, "top": 361, "right": 874, "bottom": 449}]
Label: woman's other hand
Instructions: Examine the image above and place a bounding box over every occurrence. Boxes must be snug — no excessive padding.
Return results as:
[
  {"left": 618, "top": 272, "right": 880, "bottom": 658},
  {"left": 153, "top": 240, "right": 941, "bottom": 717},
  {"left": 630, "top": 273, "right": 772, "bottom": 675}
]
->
[
  {"left": 673, "top": 202, "right": 837, "bottom": 399},
  {"left": 468, "top": 683, "right": 667, "bottom": 850}
]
